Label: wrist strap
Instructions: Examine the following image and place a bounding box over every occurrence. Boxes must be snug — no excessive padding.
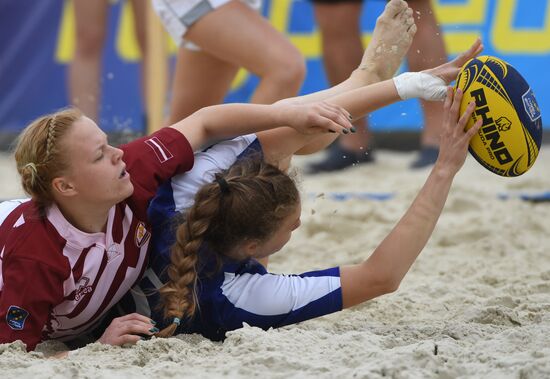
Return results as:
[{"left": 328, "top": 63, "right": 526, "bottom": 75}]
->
[{"left": 393, "top": 72, "right": 447, "bottom": 101}]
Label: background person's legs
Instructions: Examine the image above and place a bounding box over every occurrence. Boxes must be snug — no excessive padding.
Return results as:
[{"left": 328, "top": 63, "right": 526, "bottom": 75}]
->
[
  {"left": 69, "top": 0, "right": 149, "bottom": 124},
  {"left": 309, "top": 0, "right": 448, "bottom": 171},
  {"left": 309, "top": 0, "right": 374, "bottom": 173},
  {"left": 68, "top": 0, "right": 109, "bottom": 121},
  {"left": 407, "top": 0, "right": 447, "bottom": 168},
  {"left": 167, "top": 47, "right": 239, "bottom": 124},
  {"left": 167, "top": 0, "right": 305, "bottom": 124},
  {"left": 258, "top": 0, "right": 417, "bottom": 167},
  {"left": 129, "top": 0, "right": 150, "bottom": 115}
]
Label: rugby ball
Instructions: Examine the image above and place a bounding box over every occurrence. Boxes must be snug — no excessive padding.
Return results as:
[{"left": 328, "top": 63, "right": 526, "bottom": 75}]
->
[{"left": 455, "top": 56, "right": 542, "bottom": 177}]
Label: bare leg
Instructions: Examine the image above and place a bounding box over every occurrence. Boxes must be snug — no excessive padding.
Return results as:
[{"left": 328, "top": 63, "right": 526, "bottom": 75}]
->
[
  {"left": 282, "top": 0, "right": 415, "bottom": 105},
  {"left": 407, "top": 0, "right": 448, "bottom": 167},
  {"left": 312, "top": 1, "right": 372, "bottom": 170},
  {"left": 315, "top": 3, "right": 365, "bottom": 89},
  {"left": 129, "top": 0, "right": 149, "bottom": 113},
  {"left": 183, "top": 0, "right": 305, "bottom": 105},
  {"left": 259, "top": 0, "right": 416, "bottom": 162},
  {"left": 168, "top": 47, "right": 239, "bottom": 124},
  {"left": 68, "top": 0, "right": 109, "bottom": 121}
]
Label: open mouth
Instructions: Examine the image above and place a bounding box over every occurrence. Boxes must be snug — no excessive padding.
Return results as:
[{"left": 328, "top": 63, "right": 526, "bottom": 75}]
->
[{"left": 119, "top": 168, "right": 127, "bottom": 179}]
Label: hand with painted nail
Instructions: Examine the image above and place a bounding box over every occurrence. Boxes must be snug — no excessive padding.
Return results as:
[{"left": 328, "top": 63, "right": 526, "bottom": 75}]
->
[
  {"left": 277, "top": 101, "right": 354, "bottom": 135},
  {"left": 434, "top": 87, "right": 482, "bottom": 177},
  {"left": 97, "top": 313, "right": 159, "bottom": 346}
]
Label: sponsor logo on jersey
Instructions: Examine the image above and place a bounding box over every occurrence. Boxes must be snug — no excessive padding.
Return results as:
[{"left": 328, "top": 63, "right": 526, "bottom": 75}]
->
[
  {"left": 135, "top": 222, "right": 151, "bottom": 248},
  {"left": 106, "top": 243, "right": 121, "bottom": 263},
  {"left": 145, "top": 137, "right": 174, "bottom": 163},
  {"left": 6, "top": 305, "right": 29, "bottom": 330},
  {"left": 75, "top": 277, "right": 93, "bottom": 301}
]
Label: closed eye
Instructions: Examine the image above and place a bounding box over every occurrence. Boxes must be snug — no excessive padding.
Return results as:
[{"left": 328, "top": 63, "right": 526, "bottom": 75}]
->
[{"left": 94, "top": 142, "right": 107, "bottom": 162}]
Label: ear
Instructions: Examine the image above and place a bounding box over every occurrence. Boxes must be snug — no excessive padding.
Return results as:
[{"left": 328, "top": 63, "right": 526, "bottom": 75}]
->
[
  {"left": 240, "top": 240, "right": 260, "bottom": 258},
  {"left": 51, "top": 176, "right": 78, "bottom": 198}
]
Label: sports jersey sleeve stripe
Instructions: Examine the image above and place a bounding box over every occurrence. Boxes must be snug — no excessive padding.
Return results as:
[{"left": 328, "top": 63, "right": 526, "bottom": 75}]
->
[
  {"left": 217, "top": 267, "right": 342, "bottom": 331},
  {"left": 147, "top": 135, "right": 260, "bottom": 261},
  {"left": 121, "top": 127, "right": 194, "bottom": 219},
  {"left": 148, "top": 134, "right": 259, "bottom": 227}
]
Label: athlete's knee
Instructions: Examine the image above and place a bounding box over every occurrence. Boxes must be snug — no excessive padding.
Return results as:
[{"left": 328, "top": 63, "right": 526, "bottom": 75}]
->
[{"left": 264, "top": 49, "right": 306, "bottom": 88}]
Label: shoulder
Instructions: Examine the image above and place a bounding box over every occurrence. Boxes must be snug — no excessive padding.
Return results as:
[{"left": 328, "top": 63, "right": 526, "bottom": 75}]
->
[
  {"left": 1, "top": 201, "right": 69, "bottom": 275},
  {"left": 122, "top": 128, "right": 194, "bottom": 168}
]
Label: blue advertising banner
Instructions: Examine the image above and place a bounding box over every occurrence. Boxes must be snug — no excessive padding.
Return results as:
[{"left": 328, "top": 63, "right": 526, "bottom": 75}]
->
[{"left": 1, "top": 0, "right": 549, "bottom": 136}]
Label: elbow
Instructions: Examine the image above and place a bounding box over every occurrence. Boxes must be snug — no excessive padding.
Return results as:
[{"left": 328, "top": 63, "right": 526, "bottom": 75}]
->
[
  {"left": 382, "top": 279, "right": 401, "bottom": 294},
  {"left": 362, "top": 259, "right": 404, "bottom": 296},
  {"left": 373, "top": 276, "right": 400, "bottom": 296},
  {"left": 367, "top": 271, "right": 402, "bottom": 297}
]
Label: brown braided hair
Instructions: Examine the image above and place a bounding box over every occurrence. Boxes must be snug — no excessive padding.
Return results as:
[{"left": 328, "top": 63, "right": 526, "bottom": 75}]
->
[
  {"left": 14, "top": 108, "right": 83, "bottom": 217},
  {"left": 156, "top": 158, "right": 300, "bottom": 337}
]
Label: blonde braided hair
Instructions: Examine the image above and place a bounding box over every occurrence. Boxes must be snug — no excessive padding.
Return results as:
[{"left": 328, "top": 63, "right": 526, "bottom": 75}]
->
[{"left": 14, "top": 108, "right": 83, "bottom": 216}]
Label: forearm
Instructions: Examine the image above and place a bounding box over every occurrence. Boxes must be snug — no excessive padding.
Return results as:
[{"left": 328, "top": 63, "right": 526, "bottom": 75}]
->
[
  {"left": 277, "top": 80, "right": 400, "bottom": 156},
  {"left": 340, "top": 82, "right": 479, "bottom": 309},
  {"left": 326, "top": 79, "right": 400, "bottom": 120},
  {"left": 366, "top": 165, "right": 454, "bottom": 286},
  {"left": 170, "top": 103, "right": 290, "bottom": 151},
  {"left": 198, "top": 103, "right": 291, "bottom": 135},
  {"left": 278, "top": 79, "right": 400, "bottom": 121},
  {"left": 341, "top": 165, "right": 455, "bottom": 308}
]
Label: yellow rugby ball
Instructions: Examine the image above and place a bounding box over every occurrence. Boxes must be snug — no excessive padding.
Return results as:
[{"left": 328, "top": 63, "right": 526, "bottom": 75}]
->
[{"left": 455, "top": 56, "right": 543, "bottom": 177}]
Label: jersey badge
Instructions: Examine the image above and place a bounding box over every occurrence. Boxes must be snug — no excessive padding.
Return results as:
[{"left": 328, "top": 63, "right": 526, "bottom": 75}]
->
[
  {"left": 135, "top": 222, "right": 151, "bottom": 248},
  {"left": 6, "top": 305, "right": 29, "bottom": 330}
]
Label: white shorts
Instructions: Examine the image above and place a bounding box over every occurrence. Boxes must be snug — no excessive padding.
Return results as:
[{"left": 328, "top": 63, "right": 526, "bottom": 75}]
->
[{"left": 152, "top": 0, "right": 262, "bottom": 51}]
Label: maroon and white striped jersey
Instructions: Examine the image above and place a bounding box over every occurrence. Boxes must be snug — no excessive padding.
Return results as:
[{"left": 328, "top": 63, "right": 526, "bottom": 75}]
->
[{"left": 0, "top": 127, "right": 193, "bottom": 350}]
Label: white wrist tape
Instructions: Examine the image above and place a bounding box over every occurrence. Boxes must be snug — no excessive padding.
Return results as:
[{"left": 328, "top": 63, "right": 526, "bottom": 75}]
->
[{"left": 393, "top": 72, "right": 447, "bottom": 101}]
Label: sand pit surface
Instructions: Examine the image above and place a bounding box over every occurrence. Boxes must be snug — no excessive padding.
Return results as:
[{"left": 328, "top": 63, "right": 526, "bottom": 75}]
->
[{"left": 1, "top": 148, "right": 549, "bottom": 378}]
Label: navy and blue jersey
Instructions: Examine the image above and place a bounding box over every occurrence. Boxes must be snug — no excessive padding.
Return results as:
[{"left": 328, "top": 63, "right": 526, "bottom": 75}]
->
[{"left": 118, "top": 135, "right": 343, "bottom": 340}]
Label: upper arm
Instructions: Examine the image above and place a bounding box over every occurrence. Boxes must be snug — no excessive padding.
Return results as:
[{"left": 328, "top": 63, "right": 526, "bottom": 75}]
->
[
  {"left": 121, "top": 128, "right": 194, "bottom": 215},
  {"left": 216, "top": 268, "right": 342, "bottom": 331},
  {"left": 169, "top": 113, "right": 206, "bottom": 152},
  {"left": 0, "top": 258, "right": 64, "bottom": 351}
]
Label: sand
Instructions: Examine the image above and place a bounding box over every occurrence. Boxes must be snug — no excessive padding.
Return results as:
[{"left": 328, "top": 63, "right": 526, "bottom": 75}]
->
[{"left": 1, "top": 148, "right": 549, "bottom": 378}]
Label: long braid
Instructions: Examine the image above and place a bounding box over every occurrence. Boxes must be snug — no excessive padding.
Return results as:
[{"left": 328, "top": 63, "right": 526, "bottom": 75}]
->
[
  {"left": 157, "top": 158, "right": 301, "bottom": 337},
  {"left": 45, "top": 116, "right": 57, "bottom": 163},
  {"left": 156, "top": 185, "right": 222, "bottom": 337}
]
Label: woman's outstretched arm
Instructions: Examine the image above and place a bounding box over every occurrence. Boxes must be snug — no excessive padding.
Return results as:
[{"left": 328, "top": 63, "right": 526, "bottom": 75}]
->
[
  {"left": 168, "top": 102, "right": 353, "bottom": 152},
  {"left": 339, "top": 87, "right": 482, "bottom": 307}
]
